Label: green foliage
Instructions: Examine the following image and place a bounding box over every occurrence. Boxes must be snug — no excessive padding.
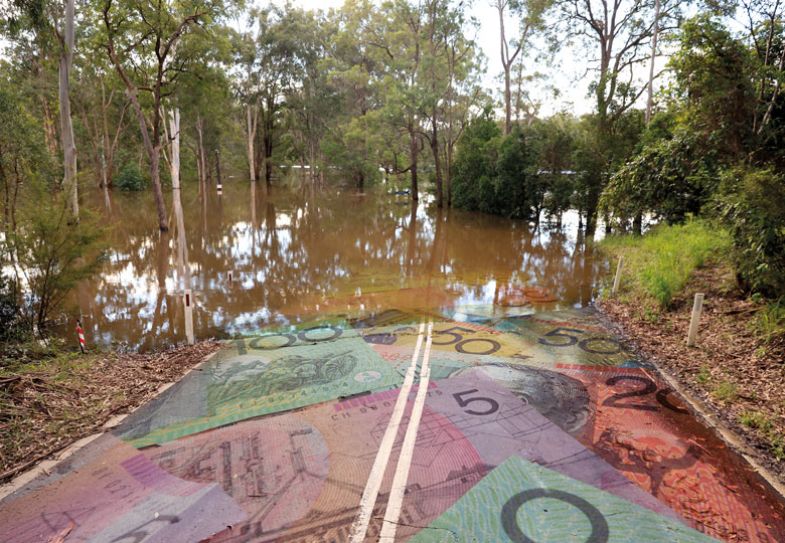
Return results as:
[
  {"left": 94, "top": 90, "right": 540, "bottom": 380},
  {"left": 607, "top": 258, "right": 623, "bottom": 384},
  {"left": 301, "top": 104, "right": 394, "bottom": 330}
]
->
[
  {"left": 529, "top": 114, "right": 577, "bottom": 218},
  {"left": 712, "top": 380, "right": 738, "bottom": 403},
  {"left": 452, "top": 114, "right": 542, "bottom": 219},
  {"left": 695, "top": 365, "right": 711, "bottom": 384},
  {"left": 114, "top": 162, "right": 147, "bottom": 191},
  {"left": 755, "top": 301, "right": 785, "bottom": 345},
  {"left": 738, "top": 410, "right": 785, "bottom": 461},
  {"left": 715, "top": 166, "right": 785, "bottom": 297},
  {"left": 7, "top": 194, "right": 105, "bottom": 331},
  {"left": 601, "top": 221, "right": 731, "bottom": 308},
  {"left": 601, "top": 131, "right": 717, "bottom": 227},
  {"left": 0, "top": 271, "right": 25, "bottom": 343},
  {"left": 739, "top": 410, "right": 773, "bottom": 431},
  {"left": 669, "top": 15, "right": 755, "bottom": 160}
]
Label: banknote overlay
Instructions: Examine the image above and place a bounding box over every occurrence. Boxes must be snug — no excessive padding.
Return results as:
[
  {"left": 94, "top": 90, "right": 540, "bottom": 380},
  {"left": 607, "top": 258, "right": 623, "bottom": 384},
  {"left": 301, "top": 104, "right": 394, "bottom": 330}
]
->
[
  {"left": 0, "top": 308, "right": 783, "bottom": 542},
  {"left": 407, "top": 456, "right": 717, "bottom": 543}
]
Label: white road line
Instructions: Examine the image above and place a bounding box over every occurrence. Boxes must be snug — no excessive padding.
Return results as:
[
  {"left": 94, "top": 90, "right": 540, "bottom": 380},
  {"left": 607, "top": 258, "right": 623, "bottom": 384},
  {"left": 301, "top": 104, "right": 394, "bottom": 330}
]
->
[
  {"left": 378, "top": 321, "right": 434, "bottom": 542},
  {"left": 349, "top": 322, "right": 426, "bottom": 543}
]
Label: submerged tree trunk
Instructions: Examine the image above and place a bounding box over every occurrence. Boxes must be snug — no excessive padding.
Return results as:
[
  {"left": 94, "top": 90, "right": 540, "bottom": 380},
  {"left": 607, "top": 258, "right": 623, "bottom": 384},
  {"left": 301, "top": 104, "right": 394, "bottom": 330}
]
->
[
  {"left": 246, "top": 104, "right": 257, "bottom": 182},
  {"left": 149, "top": 145, "right": 167, "bottom": 229},
  {"left": 215, "top": 149, "right": 223, "bottom": 187},
  {"left": 409, "top": 123, "right": 419, "bottom": 201},
  {"left": 195, "top": 115, "right": 207, "bottom": 186},
  {"left": 430, "top": 117, "right": 443, "bottom": 208},
  {"left": 59, "top": 0, "right": 78, "bottom": 219}
]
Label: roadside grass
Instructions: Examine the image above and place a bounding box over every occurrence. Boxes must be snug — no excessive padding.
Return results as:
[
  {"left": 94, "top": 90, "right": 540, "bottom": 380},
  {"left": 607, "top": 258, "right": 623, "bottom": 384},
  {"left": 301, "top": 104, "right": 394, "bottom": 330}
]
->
[
  {"left": 712, "top": 380, "right": 738, "bottom": 403},
  {"left": 755, "top": 299, "right": 785, "bottom": 345},
  {"left": 600, "top": 221, "right": 731, "bottom": 310},
  {"left": 695, "top": 365, "right": 711, "bottom": 384},
  {"left": 739, "top": 410, "right": 785, "bottom": 462}
]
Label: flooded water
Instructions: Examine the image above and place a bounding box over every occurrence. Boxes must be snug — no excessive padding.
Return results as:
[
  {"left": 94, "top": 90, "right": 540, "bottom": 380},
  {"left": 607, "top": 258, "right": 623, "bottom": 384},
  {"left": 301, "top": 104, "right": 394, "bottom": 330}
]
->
[{"left": 66, "top": 181, "right": 604, "bottom": 350}]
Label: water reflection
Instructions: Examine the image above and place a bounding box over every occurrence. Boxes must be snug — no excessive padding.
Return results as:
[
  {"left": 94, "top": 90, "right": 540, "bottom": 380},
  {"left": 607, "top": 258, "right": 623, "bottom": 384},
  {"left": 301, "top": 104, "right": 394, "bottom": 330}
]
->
[{"left": 68, "top": 182, "right": 607, "bottom": 350}]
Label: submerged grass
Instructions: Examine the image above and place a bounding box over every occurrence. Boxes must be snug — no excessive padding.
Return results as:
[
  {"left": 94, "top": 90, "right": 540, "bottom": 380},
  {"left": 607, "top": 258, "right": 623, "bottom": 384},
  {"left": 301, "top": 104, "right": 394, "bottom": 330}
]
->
[{"left": 600, "top": 221, "right": 731, "bottom": 309}]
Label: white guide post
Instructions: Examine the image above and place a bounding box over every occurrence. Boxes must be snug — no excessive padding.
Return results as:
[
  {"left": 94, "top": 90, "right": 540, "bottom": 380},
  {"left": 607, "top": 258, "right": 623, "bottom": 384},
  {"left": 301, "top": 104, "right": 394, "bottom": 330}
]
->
[
  {"left": 612, "top": 256, "right": 624, "bottom": 296},
  {"left": 184, "top": 289, "right": 195, "bottom": 345},
  {"left": 687, "top": 293, "right": 704, "bottom": 347}
]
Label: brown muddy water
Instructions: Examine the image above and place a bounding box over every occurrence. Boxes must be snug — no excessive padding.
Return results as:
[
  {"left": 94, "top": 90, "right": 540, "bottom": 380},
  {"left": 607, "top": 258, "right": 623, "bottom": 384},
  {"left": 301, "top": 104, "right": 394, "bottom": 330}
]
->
[{"left": 63, "top": 181, "right": 605, "bottom": 350}]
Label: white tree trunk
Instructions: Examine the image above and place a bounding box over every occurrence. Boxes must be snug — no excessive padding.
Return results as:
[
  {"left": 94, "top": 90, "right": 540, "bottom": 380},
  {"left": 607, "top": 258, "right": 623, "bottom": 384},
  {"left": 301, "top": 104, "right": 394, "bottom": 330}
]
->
[
  {"left": 59, "top": 0, "right": 78, "bottom": 219},
  {"left": 169, "top": 108, "right": 194, "bottom": 344},
  {"left": 196, "top": 115, "right": 207, "bottom": 186},
  {"left": 246, "top": 104, "right": 257, "bottom": 182}
]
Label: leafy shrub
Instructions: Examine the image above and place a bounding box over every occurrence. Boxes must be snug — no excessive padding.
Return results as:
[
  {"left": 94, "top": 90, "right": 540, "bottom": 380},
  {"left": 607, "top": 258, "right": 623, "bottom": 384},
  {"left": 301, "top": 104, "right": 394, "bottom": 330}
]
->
[
  {"left": 715, "top": 166, "right": 785, "bottom": 298},
  {"left": 755, "top": 300, "right": 785, "bottom": 345},
  {"left": 114, "top": 162, "right": 147, "bottom": 191},
  {"left": 600, "top": 131, "right": 717, "bottom": 228},
  {"left": 601, "top": 221, "right": 731, "bottom": 308},
  {"left": 452, "top": 113, "right": 541, "bottom": 219},
  {"left": 0, "top": 271, "right": 25, "bottom": 343},
  {"left": 5, "top": 190, "right": 105, "bottom": 332}
]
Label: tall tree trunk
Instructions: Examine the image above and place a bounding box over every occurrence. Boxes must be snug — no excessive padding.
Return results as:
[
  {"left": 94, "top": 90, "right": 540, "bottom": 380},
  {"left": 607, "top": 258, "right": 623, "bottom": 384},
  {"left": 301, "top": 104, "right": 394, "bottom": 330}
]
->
[
  {"left": 264, "top": 131, "right": 273, "bottom": 187},
  {"left": 149, "top": 146, "right": 167, "bottom": 230},
  {"left": 246, "top": 104, "right": 257, "bottom": 182},
  {"left": 36, "top": 54, "right": 59, "bottom": 157},
  {"left": 503, "top": 66, "right": 512, "bottom": 135},
  {"left": 445, "top": 144, "right": 453, "bottom": 207},
  {"left": 431, "top": 116, "right": 443, "bottom": 208},
  {"left": 196, "top": 115, "right": 207, "bottom": 186},
  {"left": 215, "top": 149, "right": 223, "bottom": 187},
  {"left": 41, "top": 97, "right": 59, "bottom": 156},
  {"left": 636, "top": 0, "right": 661, "bottom": 235},
  {"left": 496, "top": 0, "right": 524, "bottom": 135},
  {"left": 409, "top": 122, "right": 419, "bottom": 201},
  {"left": 59, "top": 0, "right": 78, "bottom": 219}
]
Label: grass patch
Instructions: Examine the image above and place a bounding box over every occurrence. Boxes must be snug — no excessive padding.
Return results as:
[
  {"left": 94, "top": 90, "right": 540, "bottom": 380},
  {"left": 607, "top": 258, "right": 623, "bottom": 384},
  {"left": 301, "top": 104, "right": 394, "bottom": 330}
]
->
[
  {"left": 711, "top": 380, "right": 738, "bottom": 403},
  {"left": 739, "top": 410, "right": 773, "bottom": 431},
  {"left": 755, "top": 300, "right": 785, "bottom": 344},
  {"left": 695, "top": 365, "right": 711, "bottom": 384},
  {"left": 738, "top": 410, "right": 785, "bottom": 461},
  {"left": 600, "top": 221, "right": 731, "bottom": 309}
]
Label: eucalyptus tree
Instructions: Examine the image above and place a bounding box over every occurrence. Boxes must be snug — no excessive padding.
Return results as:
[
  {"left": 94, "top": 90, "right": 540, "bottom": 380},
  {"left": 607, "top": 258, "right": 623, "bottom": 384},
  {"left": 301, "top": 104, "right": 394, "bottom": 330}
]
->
[
  {"left": 365, "top": 0, "right": 428, "bottom": 200},
  {"left": 60, "top": 0, "right": 77, "bottom": 218},
  {"left": 493, "top": 0, "right": 550, "bottom": 134},
  {"left": 741, "top": 0, "right": 785, "bottom": 138},
  {"left": 418, "top": 0, "right": 482, "bottom": 207},
  {"left": 321, "top": 0, "right": 386, "bottom": 189},
  {"left": 99, "top": 0, "right": 235, "bottom": 231},
  {"left": 2, "top": 0, "right": 79, "bottom": 218},
  {"left": 71, "top": 52, "right": 130, "bottom": 190},
  {"left": 441, "top": 30, "right": 486, "bottom": 206},
  {"left": 281, "top": 8, "right": 335, "bottom": 181},
  {"left": 236, "top": 6, "right": 302, "bottom": 187},
  {"left": 552, "top": 0, "right": 681, "bottom": 233}
]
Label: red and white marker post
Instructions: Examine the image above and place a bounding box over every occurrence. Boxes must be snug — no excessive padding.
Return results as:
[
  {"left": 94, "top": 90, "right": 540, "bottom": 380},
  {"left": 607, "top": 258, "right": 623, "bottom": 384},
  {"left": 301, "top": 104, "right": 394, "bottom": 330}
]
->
[
  {"left": 75, "top": 320, "right": 86, "bottom": 353},
  {"left": 184, "top": 289, "right": 195, "bottom": 345}
]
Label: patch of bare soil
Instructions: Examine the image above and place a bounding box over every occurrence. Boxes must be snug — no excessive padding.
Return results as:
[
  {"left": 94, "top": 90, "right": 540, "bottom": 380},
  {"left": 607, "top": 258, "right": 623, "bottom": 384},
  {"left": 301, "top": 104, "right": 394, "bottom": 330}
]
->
[
  {"left": 599, "top": 263, "right": 785, "bottom": 486},
  {"left": 0, "top": 341, "right": 220, "bottom": 483}
]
